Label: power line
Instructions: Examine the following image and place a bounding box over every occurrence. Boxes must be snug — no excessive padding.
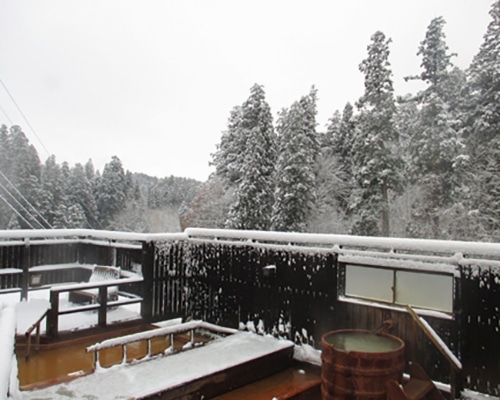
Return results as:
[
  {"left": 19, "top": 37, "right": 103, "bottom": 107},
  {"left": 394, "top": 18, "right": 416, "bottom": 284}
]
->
[
  {"left": 0, "top": 169, "right": 53, "bottom": 229},
  {"left": 0, "top": 78, "right": 51, "bottom": 158},
  {"left": 0, "top": 192, "right": 37, "bottom": 229},
  {"left": 0, "top": 103, "right": 14, "bottom": 125},
  {"left": 0, "top": 180, "right": 47, "bottom": 229}
]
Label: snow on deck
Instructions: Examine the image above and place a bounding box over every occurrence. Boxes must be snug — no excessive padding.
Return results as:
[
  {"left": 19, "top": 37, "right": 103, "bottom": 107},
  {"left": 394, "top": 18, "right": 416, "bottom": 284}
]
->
[
  {"left": 20, "top": 332, "right": 294, "bottom": 400},
  {"left": 0, "top": 290, "right": 140, "bottom": 335}
]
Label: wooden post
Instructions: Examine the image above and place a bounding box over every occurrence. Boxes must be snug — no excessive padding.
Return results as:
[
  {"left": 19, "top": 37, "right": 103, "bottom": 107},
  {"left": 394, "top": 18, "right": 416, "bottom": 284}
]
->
[
  {"left": 35, "top": 322, "right": 41, "bottom": 350},
  {"left": 122, "top": 344, "right": 127, "bottom": 364},
  {"left": 94, "top": 351, "right": 100, "bottom": 369},
  {"left": 98, "top": 286, "right": 108, "bottom": 327},
  {"left": 25, "top": 332, "right": 32, "bottom": 360},
  {"left": 21, "top": 238, "right": 30, "bottom": 301},
  {"left": 47, "top": 290, "right": 59, "bottom": 338},
  {"left": 141, "top": 241, "right": 155, "bottom": 322}
]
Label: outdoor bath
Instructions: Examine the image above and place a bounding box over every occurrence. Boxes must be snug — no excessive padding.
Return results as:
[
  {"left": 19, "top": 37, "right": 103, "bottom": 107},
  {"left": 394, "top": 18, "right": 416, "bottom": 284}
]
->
[{"left": 321, "top": 329, "right": 406, "bottom": 400}]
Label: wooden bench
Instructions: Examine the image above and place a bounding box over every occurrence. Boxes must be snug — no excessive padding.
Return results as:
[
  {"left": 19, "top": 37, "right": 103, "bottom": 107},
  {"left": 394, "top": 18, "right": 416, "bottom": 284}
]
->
[{"left": 68, "top": 266, "right": 121, "bottom": 304}]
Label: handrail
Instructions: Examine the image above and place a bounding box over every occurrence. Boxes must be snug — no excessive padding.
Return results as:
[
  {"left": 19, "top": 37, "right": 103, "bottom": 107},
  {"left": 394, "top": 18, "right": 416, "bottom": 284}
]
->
[
  {"left": 406, "top": 305, "right": 462, "bottom": 399},
  {"left": 25, "top": 308, "right": 49, "bottom": 360},
  {"left": 406, "top": 305, "right": 462, "bottom": 371},
  {"left": 86, "top": 320, "right": 238, "bottom": 369},
  {"left": 47, "top": 275, "right": 144, "bottom": 338},
  {"left": 185, "top": 228, "right": 500, "bottom": 257},
  {"left": 49, "top": 275, "right": 143, "bottom": 293},
  {"left": 1, "top": 228, "right": 500, "bottom": 257}
]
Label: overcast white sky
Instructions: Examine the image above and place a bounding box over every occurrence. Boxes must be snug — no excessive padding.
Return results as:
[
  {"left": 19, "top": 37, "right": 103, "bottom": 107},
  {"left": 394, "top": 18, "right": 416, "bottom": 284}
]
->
[{"left": 0, "top": 1, "right": 493, "bottom": 181}]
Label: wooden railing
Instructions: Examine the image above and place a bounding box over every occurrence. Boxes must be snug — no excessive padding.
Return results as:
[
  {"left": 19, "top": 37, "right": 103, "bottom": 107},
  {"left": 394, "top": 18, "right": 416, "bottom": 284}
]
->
[
  {"left": 406, "top": 305, "right": 462, "bottom": 399},
  {"left": 86, "top": 320, "right": 238, "bottom": 369},
  {"left": 46, "top": 274, "right": 144, "bottom": 337},
  {"left": 24, "top": 308, "right": 49, "bottom": 360}
]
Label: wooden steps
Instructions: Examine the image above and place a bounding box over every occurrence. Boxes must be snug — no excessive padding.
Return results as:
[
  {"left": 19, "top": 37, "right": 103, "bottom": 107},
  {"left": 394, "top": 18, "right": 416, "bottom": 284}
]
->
[
  {"left": 386, "top": 362, "right": 445, "bottom": 400},
  {"left": 212, "top": 361, "right": 321, "bottom": 400}
]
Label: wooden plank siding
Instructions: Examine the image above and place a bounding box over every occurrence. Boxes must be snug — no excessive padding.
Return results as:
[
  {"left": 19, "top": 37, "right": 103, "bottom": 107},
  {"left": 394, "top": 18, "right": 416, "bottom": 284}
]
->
[{"left": 147, "top": 240, "right": 499, "bottom": 396}]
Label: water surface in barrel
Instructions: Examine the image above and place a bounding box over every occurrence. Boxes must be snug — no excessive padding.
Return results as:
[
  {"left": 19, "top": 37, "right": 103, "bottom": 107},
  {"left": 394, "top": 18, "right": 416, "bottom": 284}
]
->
[{"left": 325, "top": 331, "right": 401, "bottom": 353}]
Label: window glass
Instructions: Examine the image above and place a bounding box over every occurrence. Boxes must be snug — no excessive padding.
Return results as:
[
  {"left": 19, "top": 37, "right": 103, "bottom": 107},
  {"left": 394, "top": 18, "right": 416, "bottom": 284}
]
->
[
  {"left": 395, "top": 271, "right": 453, "bottom": 312},
  {"left": 345, "top": 265, "right": 393, "bottom": 302}
]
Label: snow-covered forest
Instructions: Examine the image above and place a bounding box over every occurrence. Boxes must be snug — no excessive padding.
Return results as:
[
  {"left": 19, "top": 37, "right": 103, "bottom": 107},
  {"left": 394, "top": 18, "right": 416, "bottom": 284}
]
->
[
  {"left": 194, "top": 6, "right": 500, "bottom": 242},
  {"left": 1, "top": 3, "right": 500, "bottom": 241},
  {"left": 0, "top": 135, "right": 200, "bottom": 231}
]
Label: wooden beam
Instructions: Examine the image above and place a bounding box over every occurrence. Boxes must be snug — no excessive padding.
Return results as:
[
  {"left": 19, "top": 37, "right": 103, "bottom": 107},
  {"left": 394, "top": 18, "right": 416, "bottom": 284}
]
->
[{"left": 406, "top": 305, "right": 461, "bottom": 372}]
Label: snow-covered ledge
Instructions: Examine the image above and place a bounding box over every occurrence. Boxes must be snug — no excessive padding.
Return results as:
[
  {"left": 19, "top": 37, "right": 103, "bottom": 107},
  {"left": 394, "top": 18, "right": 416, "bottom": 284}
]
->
[
  {"left": 185, "top": 228, "right": 500, "bottom": 257},
  {"left": 0, "top": 305, "right": 19, "bottom": 400},
  {"left": 2, "top": 228, "right": 499, "bottom": 258}
]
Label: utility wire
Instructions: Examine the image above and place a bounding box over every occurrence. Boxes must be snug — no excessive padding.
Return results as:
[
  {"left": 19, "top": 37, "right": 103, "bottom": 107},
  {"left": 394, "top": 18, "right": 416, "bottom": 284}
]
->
[
  {"left": 0, "top": 169, "right": 53, "bottom": 228},
  {"left": 0, "top": 180, "right": 47, "bottom": 229},
  {"left": 0, "top": 192, "right": 37, "bottom": 229},
  {"left": 0, "top": 78, "right": 51, "bottom": 158},
  {"left": 0, "top": 103, "right": 14, "bottom": 125}
]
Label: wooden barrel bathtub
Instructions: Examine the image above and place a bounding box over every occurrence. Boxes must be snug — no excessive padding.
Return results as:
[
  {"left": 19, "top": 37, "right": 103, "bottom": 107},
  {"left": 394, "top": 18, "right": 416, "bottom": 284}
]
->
[{"left": 321, "top": 329, "right": 405, "bottom": 400}]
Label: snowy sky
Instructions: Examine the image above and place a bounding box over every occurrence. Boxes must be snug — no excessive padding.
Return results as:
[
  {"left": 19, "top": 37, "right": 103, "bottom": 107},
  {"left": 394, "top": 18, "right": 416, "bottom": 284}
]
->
[{"left": 0, "top": 1, "right": 493, "bottom": 181}]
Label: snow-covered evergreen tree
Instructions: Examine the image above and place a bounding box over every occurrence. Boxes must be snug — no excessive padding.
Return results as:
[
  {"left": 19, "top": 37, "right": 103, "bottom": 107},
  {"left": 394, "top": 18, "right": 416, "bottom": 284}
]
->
[
  {"left": 352, "top": 31, "right": 402, "bottom": 236},
  {"left": 327, "top": 102, "right": 357, "bottom": 215},
  {"left": 271, "top": 87, "right": 319, "bottom": 232},
  {"left": 1, "top": 126, "right": 42, "bottom": 228},
  {"left": 94, "top": 156, "right": 128, "bottom": 228},
  {"left": 39, "top": 155, "right": 65, "bottom": 226},
  {"left": 53, "top": 203, "right": 87, "bottom": 229},
  {"left": 68, "top": 163, "right": 98, "bottom": 228},
  {"left": 462, "top": 0, "right": 500, "bottom": 240},
  {"left": 216, "top": 84, "right": 277, "bottom": 230},
  {"left": 405, "top": 17, "right": 466, "bottom": 238},
  {"left": 211, "top": 106, "right": 244, "bottom": 188}
]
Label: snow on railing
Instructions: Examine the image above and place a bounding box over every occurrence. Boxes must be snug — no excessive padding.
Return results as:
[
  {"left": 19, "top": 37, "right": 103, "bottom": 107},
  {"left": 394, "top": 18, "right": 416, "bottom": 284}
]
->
[
  {"left": 185, "top": 228, "right": 500, "bottom": 258},
  {"left": 406, "top": 305, "right": 462, "bottom": 399},
  {"left": 0, "top": 305, "right": 18, "bottom": 400},
  {"left": 86, "top": 320, "right": 238, "bottom": 369},
  {"left": 2, "top": 228, "right": 499, "bottom": 260},
  {"left": 0, "top": 228, "right": 187, "bottom": 243}
]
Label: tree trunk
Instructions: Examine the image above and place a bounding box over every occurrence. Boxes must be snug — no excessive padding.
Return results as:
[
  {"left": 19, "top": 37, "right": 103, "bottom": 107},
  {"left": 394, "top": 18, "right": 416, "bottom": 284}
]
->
[{"left": 381, "top": 181, "right": 390, "bottom": 237}]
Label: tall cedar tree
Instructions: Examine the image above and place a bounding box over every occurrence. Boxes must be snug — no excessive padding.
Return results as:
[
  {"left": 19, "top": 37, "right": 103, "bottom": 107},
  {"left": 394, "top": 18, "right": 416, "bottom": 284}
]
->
[
  {"left": 68, "top": 163, "right": 99, "bottom": 228},
  {"left": 327, "top": 102, "right": 356, "bottom": 214},
  {"left": 211, "top": 106, "right": 244, "bottom": 188},
  {"left": 464, "top": 0, "right": 500, "bottom": 240},
  {"left": 406, "top": 17, "right": 466, "bottom": 238},
  {"left": 0, "top": 125, "right": 42, "bottom": 228},
  {"left": 272, "top": 87, "right": 319, "bottom": 232},
  {"left": 39, "top": 156, "right": 66, "bottom": 227},
  {"left": 220, "top": 84, "right": 277, "bottom": 230},
  {"left": 94, "top": 156, "right": 128, "bottom": 228},
  {"left": 352, "top": 31, "right": 402, "bottom": 236}
]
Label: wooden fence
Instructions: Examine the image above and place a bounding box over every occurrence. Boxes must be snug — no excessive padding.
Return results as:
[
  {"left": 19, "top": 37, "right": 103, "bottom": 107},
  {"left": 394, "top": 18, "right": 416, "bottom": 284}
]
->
[{"left": 0, "top": 229, "right": 499, "bottom": 396}]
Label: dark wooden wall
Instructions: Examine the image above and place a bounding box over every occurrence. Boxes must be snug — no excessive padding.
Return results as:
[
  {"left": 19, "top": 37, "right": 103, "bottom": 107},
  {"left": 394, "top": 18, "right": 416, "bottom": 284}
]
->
[
  {"left": 1, "top": 235, "right": 498, "bottom": 396},
  {"left": 145, "top": 240, "right": 499, "bottom": 396}
]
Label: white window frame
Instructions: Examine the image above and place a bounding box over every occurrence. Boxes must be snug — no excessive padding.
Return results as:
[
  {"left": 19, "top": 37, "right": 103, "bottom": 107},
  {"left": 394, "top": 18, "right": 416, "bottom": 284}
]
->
[{"left": 339, "top": 262, "right": 455, "bottom": 318}]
